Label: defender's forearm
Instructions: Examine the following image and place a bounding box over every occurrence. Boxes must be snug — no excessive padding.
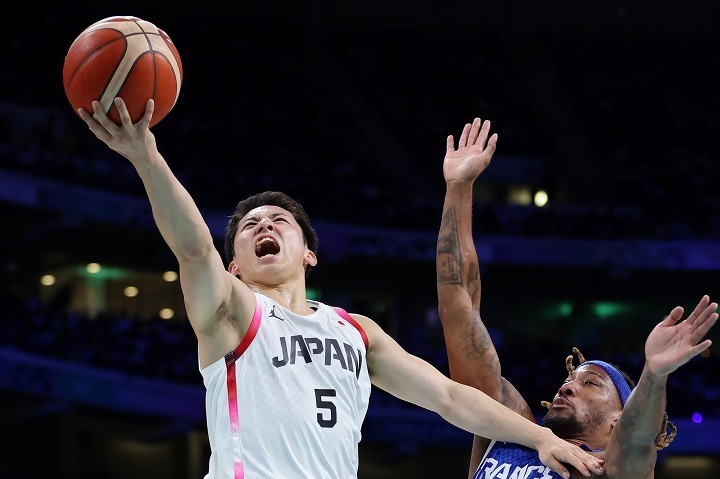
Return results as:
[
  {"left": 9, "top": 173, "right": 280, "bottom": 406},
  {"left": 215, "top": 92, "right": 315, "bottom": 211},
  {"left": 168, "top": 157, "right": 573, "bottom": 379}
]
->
[
  {"left": 437, "top": 181, "right": 475, "bottom": 292},
  {"left": 615, "top": 365, "right": 668, "bottom": 448},
  {"left": 437, "top": 181, "right": 502, "bottom": 399}
]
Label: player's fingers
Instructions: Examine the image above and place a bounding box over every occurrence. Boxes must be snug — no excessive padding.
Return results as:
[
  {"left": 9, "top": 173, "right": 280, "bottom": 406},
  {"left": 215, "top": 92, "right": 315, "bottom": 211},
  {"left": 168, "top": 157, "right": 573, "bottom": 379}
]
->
[
  {"left": 477, "top": 120, "right": 491, "bottom": 148},
  {"left": 76, "top": 107, "right": 95, "bottom": 125},
  {"left": 661, "top": 306, "right": 684, "bottom": 326},
  {"left": 542, "top": 455, "right": 571, "bottom": 479},
  {"left": 562, "top": 450, "right": 599, "bottom": 478},
  {"left": 138, "top": 99, "right": 154, "bottom": 129},
  {"left": 90, "top": 101, "right": 119, "bottom": 132},
  {"left": 78, "top": 107, "right": 112, "bottom": 143},
  {"left": 581, "top": 452, "right": 606, "bottom": 477},
  {"left": 446, "top": 135, "right": 455, "bottom": 153},
  {"left": 458, "top": 123, "right": 471, "bottom": 148},
  {"left": 686, "top": 295, "right": 711, "bottom": 326},
  {"left": 690, "top": 311, "right": 718, "bottom": 340},
  {"left": 689, "top": 339, "right": 713, "bottom": 358},
  {"left": 690, "top": 302, "right": 717, "bottom": 331},
  {"left": 484, "top": 133, "right": 498, "bottom": 158},
  {"left": 568, "top": 450, "right": 605, "bottom": 477},
  {"left": 114, "top": 98, "right": 133, "bottom": 126},
  {"left": 467, "top": 117, "right": 481, "bottom": 145}
]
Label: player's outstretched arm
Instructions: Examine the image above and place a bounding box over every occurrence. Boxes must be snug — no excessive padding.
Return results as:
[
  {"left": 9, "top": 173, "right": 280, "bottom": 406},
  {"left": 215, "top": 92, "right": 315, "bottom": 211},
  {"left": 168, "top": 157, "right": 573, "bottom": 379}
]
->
[
  {"left": 438, "top": 119, "right": 534, "bottom": 474},
  {"left": 605, "top": 295, "right": 718, "bottom": 479},
  {"left": 438, "top": 118, "right": 500, "bottom": 395},
  {"left": 357, "top": 314, "right": 605, "bottom": 479},
  {"left": 78, "top": 98, "right": 255, "bottom": 361}
]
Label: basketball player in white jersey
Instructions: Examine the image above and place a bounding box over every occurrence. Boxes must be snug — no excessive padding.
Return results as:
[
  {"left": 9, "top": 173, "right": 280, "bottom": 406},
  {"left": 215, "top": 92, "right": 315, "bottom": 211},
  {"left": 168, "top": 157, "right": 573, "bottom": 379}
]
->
[
  {"left": 77, "top": 99, "right": 606, "bottom": 479},
  {"left": 436, "top": 117, "right": 719, "bottom": 479}
]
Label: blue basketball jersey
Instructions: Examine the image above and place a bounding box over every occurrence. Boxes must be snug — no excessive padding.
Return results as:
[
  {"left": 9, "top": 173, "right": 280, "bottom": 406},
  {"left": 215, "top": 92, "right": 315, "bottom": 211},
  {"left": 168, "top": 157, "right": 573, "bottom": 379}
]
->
[{"left": 473, "top": 440, "right": 564, "bottom": 479}]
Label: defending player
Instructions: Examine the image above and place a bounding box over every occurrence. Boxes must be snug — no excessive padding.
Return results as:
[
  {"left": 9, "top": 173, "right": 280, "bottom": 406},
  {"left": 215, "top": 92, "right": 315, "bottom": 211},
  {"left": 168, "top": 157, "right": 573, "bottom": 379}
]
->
[{"left": 436, "top": 117, "right": 718, "bottom": 478}]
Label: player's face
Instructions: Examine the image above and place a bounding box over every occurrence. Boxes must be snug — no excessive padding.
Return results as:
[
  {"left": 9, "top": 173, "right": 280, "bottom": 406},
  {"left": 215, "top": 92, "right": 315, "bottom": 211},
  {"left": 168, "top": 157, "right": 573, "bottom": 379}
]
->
[
  {"left": 542, "top": 364, "right": 622, "bottom": 438},
  {"left": 229, "top": 205, "right": 316, "bottom": 283}
]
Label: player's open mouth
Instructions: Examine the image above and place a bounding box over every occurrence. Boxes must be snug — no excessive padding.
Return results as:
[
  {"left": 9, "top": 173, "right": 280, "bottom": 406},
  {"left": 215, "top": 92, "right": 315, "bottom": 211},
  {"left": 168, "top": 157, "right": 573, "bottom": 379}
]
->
[{"left": 255, "top": 237, "right": 280, "bottom": 258}]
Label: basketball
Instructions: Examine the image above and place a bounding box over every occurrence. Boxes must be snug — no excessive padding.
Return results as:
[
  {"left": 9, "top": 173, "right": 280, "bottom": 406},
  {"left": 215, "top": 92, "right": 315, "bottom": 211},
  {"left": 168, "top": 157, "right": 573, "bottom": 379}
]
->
[{"left": 63, "top": 16, "right": 183, "bottom": 128}]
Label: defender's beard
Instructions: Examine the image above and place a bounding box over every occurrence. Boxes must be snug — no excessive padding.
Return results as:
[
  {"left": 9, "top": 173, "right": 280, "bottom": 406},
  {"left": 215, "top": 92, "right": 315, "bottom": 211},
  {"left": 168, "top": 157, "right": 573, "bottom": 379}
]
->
[
  {"left": 542, "top": 412, "right": 585, "bottom": 437},
  {"left": 542, "top": 408, "right": 609, "bottom": 438}
]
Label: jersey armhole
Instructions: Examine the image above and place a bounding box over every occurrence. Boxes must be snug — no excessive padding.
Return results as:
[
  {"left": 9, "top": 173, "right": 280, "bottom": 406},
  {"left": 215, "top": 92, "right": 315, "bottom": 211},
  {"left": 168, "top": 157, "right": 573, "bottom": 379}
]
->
[
  {"left": 225, "top": 296, "right": 263, "bottom": 365},
  {"left": 333, "top": 307, "right": 369, "bottom": 350}
]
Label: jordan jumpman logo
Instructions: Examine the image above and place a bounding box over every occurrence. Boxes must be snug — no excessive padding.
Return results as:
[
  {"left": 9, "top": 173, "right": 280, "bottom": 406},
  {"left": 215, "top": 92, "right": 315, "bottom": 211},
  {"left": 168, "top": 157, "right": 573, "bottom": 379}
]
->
[{"left": 269, "top": 305, "right": 284, "bottom": 321}]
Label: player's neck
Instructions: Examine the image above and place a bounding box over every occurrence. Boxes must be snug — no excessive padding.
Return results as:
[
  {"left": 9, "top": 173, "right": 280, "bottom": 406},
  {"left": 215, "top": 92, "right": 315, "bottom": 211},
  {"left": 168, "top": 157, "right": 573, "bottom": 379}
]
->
[{"left": 249, "top": 281, "right": 315, "bottom": 315}]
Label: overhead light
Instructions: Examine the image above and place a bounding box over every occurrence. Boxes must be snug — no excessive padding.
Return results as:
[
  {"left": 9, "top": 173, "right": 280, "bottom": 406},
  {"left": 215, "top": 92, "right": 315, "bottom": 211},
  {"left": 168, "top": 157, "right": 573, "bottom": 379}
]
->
[
  {"left": 40, "top": 274, "right": 56, "bottom": 286},
  {"left": 159, "top": 308, "right": 174, "bottom": 320},
  {"left": 507, "top": 185, "right": 532, "bottom": 206},
  {"left": 124, "top": 286, "right": 139, "bottom": 297},
  {"left": 163, "top": 271, "right": 178, "bottom": 282},
  {"left": 86, "top": 263, "right": 101, "bottom": 274},
  {"left": 534, "top": 190, "right": 549, "bottom": 207}
]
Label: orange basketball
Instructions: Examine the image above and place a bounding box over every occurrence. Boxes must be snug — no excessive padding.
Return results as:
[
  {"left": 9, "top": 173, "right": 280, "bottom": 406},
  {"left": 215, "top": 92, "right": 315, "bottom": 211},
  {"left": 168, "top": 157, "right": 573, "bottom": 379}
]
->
[{"left": 63, "top": 16, "right": 183, "bottom": 128}]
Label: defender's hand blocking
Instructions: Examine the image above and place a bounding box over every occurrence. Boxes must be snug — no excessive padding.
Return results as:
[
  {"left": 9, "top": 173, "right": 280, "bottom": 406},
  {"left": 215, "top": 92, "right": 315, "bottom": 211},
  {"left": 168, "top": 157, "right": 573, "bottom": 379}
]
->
[
  {"left": 444, "top": 117, "right": 498, "bottom": 184},
  {"left": 645, "top": 295, "right": 718, "bottom": 377},
  {"left": 77, "top": 98, "right": 157, "bottom": 163}
]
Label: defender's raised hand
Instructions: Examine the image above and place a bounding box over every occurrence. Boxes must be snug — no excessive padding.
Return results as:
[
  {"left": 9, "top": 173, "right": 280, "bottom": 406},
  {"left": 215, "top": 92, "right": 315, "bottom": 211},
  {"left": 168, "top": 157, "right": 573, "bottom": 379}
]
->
[
  {"left": 444, "top": 117, "right": 498, "bottom": 184},
  {"left": 645, "top": 295, "right": 718, "bottom": 377}
]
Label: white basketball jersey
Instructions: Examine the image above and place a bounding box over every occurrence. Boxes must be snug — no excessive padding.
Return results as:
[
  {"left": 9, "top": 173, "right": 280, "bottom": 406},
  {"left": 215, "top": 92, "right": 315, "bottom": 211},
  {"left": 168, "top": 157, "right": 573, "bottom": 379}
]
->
[{"left": 200, "top": 293, "right": 371, "bottom": 479}]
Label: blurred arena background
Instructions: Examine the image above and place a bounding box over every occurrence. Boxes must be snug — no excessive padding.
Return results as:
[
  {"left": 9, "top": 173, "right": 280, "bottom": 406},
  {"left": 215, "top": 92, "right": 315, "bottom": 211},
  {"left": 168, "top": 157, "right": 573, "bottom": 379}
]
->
[{"left": 1, "top": 0, "right": 719, "bottom": 477}]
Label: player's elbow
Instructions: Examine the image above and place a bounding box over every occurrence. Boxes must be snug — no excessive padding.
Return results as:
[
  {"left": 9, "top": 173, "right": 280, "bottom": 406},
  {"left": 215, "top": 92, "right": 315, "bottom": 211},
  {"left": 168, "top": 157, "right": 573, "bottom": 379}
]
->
[
  {"left": 437, "top": 301, "right": 473, "bottom": 326},
  {"left": 605, "top": 459, "right": 655, "bottom": 479},
  {"left": 435, "top": 381, "right": 461, "bottom": 420},
  {"left": 604, "top": 443, "right": 656, "bottom": 478}
]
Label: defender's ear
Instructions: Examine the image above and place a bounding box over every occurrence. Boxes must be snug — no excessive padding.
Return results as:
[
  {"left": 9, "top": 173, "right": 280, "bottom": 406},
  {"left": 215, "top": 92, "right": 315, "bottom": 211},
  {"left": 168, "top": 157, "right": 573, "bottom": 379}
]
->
[{"left": 609, "top": 410, "right": 622, "bottom": 432}]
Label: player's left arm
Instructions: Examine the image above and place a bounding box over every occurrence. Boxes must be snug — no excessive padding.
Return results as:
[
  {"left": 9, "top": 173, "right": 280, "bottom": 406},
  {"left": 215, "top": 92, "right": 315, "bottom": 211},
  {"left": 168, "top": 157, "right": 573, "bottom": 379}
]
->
[
  {"left": 354, "top": 313, "right": 605, "bottom": 479},
  {"left": 604, "top": 295, "right": 718, "bottom": 479}
]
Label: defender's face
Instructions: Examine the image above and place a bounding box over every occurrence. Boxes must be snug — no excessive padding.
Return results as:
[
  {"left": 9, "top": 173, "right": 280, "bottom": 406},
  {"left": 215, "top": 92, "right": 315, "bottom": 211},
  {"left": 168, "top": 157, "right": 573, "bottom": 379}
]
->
[
  {"left": 543, "top": 364, "right": 623, "bottom": 436},
  {"left": 230, "top": 205, "right": 316, "bottom": 283}
]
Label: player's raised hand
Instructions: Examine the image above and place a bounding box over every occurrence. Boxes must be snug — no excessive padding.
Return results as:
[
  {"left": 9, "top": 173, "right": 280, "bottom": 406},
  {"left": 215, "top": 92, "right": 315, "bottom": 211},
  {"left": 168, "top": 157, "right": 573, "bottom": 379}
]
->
[
  {"left": 645, "top": 295, "right": 718, "bottom": 377},
  {"left": 77, "top": 97, "right": 157, "bottom": 163},
  {"left": 444, "top": 117, "right": 498, "bottom": 184}
]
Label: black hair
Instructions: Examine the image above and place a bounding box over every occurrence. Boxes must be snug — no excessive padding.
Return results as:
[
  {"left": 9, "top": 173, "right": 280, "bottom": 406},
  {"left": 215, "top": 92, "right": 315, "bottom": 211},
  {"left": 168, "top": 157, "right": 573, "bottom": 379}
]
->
[{"left": 224, "top": 191, "right": 319, "bottom": 277}]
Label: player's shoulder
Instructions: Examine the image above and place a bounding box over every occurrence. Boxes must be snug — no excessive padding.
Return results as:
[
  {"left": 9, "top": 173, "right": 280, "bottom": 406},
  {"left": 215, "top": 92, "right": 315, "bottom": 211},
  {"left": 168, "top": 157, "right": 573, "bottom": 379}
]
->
[
  {"left": 343, "top": 311, "right": 373, "bottom": 326},
  {"left": 339, "top": 312, "right": 382, "bottom": 338},
  {"left": 327, "top": 308, "right": 372, "bottom": 350}
]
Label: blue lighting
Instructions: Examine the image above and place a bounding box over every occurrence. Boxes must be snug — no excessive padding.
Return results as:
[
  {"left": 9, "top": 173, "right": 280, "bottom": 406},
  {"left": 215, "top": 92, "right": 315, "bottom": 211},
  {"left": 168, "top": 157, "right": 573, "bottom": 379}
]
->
[{"left": 691, "top": 412, "right": 703, "bottom": 424}]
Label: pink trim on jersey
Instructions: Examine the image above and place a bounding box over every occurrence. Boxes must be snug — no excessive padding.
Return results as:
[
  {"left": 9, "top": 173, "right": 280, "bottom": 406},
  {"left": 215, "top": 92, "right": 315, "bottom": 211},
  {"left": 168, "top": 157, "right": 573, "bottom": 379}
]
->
[
  {"left": 225, "top": 298, "right": 263, "bottom": 365},
  {"left": 224, "top": 297, "right": 262, "bottom": 479},
  {"left": 226, "top": 360, "right": 243, "bottom": 478},
  {"left": 333, "top": 307, "right": 369, "bottom": 350}
]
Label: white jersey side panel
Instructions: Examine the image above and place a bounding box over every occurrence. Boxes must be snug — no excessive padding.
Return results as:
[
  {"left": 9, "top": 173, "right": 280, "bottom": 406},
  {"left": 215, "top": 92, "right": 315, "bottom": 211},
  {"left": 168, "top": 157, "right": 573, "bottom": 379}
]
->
[{"left": 201, "top": 293, "right": 371, "bottom": 479}]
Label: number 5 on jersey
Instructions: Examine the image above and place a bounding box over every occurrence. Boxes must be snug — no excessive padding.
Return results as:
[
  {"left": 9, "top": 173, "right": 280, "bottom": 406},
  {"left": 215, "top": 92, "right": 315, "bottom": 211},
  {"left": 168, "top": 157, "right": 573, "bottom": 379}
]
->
[{"left": 315, "top": 389, "right": 337, "bottom": 427}]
